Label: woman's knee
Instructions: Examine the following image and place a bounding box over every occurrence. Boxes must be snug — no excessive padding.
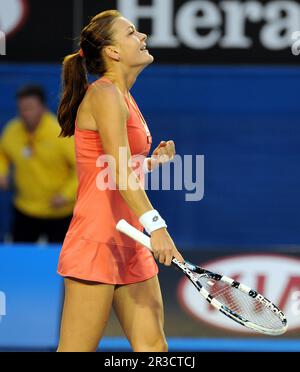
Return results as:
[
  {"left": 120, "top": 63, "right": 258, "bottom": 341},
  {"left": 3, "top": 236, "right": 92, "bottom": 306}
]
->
[{"left": 132, "top": 337, "right": 168, "bottom": 352}]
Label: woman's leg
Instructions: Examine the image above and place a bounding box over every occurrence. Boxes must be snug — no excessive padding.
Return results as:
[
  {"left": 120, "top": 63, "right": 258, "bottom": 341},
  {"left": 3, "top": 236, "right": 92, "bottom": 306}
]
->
[
  {"left": 57, "top": 278, "right": 115, "bottom": 352},
  {"left": 112, "top": 275, "right": 168, "bottom": 352}
]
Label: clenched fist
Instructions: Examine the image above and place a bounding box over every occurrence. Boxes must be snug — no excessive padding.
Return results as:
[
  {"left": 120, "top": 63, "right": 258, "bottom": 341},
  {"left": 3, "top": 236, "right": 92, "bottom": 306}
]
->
[{"left": 147, "top": 140, "right": 176, "bottom": 171}]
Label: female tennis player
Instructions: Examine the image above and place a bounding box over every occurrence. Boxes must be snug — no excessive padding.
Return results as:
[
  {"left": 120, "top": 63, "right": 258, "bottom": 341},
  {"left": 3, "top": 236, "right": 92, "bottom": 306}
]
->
[{"left": 56, "top": 10, "right": 184, "bottom": 352}]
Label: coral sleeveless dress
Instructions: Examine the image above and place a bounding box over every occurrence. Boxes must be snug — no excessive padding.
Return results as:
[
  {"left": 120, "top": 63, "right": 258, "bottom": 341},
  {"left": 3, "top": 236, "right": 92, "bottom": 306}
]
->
[{"left": 57, "top": 77, "right": 158, "bottom": 284}]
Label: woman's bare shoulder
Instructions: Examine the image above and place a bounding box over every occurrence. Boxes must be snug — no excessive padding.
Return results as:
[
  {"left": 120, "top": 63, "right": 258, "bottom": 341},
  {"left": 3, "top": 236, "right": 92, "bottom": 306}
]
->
[
  {"left": 80, "top": 80, "right": 129, "bottom": 130},
  {"left": 86, "top": 80, "right": 124, "bottom": 107}
]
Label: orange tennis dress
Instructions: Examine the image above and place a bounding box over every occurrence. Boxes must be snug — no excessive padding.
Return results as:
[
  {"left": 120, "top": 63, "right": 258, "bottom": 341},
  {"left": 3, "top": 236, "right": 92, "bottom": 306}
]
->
[{"left": 57, "top": 76, "right": 158, "bottom": 284}]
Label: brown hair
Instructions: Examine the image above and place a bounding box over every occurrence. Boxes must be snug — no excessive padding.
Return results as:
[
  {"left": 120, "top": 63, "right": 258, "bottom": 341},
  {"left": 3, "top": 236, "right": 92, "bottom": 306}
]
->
[{"left": 58, "top": 10, "right": 121, "bottom": 137}]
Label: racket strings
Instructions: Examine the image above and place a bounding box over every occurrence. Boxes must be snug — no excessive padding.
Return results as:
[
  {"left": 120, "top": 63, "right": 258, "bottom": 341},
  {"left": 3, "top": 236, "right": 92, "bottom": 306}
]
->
[
  {"left": 205, "top": 285, "right": 267, "bottom": 316},
  {"left": 194, "top": 273, "right": 238, "bottom": 299},
  {"left": 198, "top": 276, "right": 284, "bottom": 330}
]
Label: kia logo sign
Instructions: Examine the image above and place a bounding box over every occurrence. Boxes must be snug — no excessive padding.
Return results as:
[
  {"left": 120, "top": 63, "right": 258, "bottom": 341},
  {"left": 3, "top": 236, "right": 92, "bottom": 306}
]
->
[
  {"left": 178, "top": 254, "right": 300, "bottom": 334},
  {"left": 0, "top": 0, "right": 28, "bottom": 36}
]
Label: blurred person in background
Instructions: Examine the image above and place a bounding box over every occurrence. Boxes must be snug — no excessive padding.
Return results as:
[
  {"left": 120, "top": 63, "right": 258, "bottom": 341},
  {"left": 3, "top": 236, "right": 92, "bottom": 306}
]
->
[{"left": 0, "top": 85, "right": 77, "bottom": 243}]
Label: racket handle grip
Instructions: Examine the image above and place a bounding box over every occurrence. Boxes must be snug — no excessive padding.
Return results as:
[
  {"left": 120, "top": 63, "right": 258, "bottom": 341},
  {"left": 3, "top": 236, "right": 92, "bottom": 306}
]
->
[
  {"left": 116, "top": 219, "right": 153, "bottom": 252},
  {"left": 116, "top": 219, "right": 184, "bottom": 268}
]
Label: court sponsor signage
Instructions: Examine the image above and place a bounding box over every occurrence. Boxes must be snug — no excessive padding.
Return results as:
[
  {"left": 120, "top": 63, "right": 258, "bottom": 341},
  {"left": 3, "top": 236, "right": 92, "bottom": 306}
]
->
[
  {"left": 292, "top": 31, "right": 300, "bottom": 55},
  {"left": 178, "top": 254, "right": 300, "bottom": 333},
  {"left": 0, "top": 0, "right": 28, "bottom": 37},
  {"left": 117, "top": 0, "right": 300, "bottom": 63},
  {"left": 3, "top": 0, "right": 300, "bottom": 63},
  {"left": 0, "top": 31, "right": 5, "bottom": 55}
]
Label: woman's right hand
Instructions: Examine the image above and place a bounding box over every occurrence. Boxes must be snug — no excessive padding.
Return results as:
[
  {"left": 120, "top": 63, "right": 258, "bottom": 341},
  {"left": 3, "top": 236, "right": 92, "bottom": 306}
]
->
[{"left": 150, "top": 228, "right": 185, "bottom": 266}]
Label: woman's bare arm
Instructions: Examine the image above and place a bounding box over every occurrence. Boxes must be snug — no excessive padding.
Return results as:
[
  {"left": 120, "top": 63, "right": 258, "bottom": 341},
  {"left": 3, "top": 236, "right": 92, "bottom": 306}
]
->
[
  {"left": 89, "top": 82, "right": 153, "bottom": 218},
  {"left": 88, "top": 82, "right": 184, "bottom": 265}
]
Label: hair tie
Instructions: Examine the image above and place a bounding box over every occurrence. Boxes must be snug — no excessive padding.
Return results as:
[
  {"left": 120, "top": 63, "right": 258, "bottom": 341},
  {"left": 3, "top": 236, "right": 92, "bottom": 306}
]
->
[{"left": 79, "top": 49, "right": 84, "bottom": 58}]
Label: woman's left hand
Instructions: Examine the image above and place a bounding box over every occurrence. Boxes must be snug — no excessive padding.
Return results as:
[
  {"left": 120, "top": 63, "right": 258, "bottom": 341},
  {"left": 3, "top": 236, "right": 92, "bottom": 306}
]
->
[{"left": 147, "top": 140, "right": 176, "bottom": 171}]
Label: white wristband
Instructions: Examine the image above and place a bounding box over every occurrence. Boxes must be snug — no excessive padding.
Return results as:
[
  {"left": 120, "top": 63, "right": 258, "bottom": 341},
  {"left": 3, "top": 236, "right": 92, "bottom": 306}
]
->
[{"left": 139, "top": 209, "right": 167, "bottom": 235}]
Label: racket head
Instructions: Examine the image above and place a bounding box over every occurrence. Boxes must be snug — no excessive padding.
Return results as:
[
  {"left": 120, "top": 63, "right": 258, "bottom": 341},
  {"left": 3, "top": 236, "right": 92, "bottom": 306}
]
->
[
  {"left": 116, "top": 220, "right": 288, "bottom": 336},
  {"left": 182, "top": 261, "right": 288, "bottom": 336}
]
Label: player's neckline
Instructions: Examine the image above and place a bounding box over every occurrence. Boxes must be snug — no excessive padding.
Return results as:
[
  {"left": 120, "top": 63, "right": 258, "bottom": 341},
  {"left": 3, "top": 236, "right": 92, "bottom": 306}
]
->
[
  {"left": 99, "top": 77, "right": 147, "bottom": 124},
  {"left": 99, "top": 76, "right": 129, "bottom": 98}
]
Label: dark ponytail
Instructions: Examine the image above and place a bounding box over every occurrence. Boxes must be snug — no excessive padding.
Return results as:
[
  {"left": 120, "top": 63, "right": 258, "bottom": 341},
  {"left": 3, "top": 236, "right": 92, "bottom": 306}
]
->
[
  {"left": 58, "top": 10, "right": 121, "bottom": 137},
  {"left": 58, "top": 53, "right": 88, "bottom": 137}
]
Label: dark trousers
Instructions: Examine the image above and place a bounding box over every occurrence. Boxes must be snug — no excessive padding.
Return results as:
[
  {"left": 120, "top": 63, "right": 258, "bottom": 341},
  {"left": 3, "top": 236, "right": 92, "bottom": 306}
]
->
[{"left": 12, "top": 207, "right": 72, "bottom": 243}]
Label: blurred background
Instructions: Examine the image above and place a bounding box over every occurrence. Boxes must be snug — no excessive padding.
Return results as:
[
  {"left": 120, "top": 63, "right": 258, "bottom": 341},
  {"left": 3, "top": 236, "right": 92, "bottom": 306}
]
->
[{"left": 0, "top": 0, "right": 300, "bottom": 352}]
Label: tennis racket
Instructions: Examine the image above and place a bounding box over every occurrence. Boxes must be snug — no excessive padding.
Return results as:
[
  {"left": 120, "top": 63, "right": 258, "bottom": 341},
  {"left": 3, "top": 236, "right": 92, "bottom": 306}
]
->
[{"left": 116, "top": 219, "right": 288, "bottom": 336}]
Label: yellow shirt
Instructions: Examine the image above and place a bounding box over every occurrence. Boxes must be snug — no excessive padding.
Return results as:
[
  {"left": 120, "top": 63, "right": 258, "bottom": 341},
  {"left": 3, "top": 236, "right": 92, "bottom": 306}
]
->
[{"left": 0, "top": 112, "right": 77, "bottom": 218}]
